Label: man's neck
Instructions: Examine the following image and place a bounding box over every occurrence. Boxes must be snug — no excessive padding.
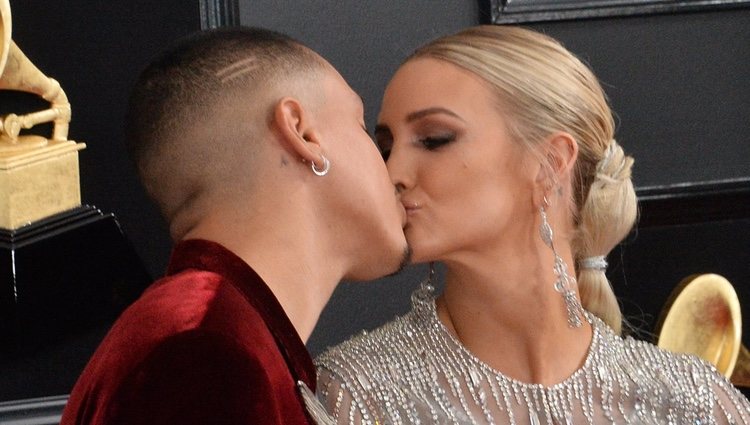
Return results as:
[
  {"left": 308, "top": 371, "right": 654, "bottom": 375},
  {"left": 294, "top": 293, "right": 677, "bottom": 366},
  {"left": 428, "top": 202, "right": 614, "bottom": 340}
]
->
[{"left": 182, "top": 208, "right": 344, "bottom": 343}]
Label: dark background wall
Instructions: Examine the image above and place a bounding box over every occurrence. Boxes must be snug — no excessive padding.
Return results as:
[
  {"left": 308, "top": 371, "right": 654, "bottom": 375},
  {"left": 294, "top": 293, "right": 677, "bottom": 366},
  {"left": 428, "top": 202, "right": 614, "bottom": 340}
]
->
[
  {"left": 0, "top": 0, "right": 748, "bottom": 402},
  {"left": 529, "top": 11, "right": 750, "bottom": 188}
]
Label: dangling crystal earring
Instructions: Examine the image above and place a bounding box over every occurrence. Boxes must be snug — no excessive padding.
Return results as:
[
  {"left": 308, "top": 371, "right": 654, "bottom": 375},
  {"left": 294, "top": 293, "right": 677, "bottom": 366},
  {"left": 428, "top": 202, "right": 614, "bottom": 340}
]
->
[
  {"left": 415, "top": 262, "right": 436, "bottom": 303},
  {"left": 425, "top": 262, "right": 435, "bottom": 290},
  {"left": 539, "top": 196, "right": 584, "bottom": 328}
]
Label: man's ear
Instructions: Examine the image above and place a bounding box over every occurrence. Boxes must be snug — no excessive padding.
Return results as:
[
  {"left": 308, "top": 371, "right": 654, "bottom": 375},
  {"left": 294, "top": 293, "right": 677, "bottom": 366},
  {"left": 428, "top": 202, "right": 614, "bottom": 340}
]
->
[{"left": 272, "top": 96, "right": 323, "bottom": 164}]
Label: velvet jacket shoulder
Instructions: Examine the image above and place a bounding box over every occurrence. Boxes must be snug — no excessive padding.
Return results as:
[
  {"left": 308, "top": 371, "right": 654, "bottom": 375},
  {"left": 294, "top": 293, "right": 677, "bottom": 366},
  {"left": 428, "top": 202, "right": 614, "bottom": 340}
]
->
[{"left": 61, "top": 239, "right": 315, "bottom": 425}]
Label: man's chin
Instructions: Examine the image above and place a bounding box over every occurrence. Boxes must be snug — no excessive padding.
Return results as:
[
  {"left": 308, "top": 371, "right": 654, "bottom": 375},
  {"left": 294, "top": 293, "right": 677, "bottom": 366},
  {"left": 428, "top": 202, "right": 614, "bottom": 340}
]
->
[
  {"left": 345, "top": 244, "right": 412, "bottom": 282},
  {"left": 386, "top": 244, "right": 412, "bottom": 277}
]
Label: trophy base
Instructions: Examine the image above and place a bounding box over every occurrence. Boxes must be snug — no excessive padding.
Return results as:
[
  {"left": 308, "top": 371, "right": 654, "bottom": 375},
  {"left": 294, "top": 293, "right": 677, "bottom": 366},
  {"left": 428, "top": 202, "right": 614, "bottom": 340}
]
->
[
  {"left": 0, "top": 135, "right": 48, "bottom": 153},
  {"left": 0, "top": 139, "right": 86, "bottom": 230},
  {"left": 0, "top": 205, "right": 151, "bottom": 399}
]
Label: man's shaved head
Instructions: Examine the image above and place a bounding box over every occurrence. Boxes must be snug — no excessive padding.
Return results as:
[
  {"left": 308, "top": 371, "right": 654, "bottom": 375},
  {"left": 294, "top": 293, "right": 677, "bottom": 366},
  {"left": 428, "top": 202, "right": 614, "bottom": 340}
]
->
[{"left": 125, "top": 27, "right": 328, "bottom": 226}]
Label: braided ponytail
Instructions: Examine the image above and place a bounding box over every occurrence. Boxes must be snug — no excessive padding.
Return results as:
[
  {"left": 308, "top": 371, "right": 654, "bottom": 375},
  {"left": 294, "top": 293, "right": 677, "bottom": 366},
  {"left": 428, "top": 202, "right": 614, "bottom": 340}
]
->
[{"left": 574, "top": 140, "right": 637, "bottom": 335}]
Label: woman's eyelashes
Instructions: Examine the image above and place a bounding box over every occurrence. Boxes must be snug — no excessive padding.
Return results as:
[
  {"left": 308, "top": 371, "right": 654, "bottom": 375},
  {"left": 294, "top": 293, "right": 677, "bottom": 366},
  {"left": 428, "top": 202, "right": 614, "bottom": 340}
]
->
[
  {"left": 378, "top": 134, "right": 456, "bottom": 161},
  {"left": 374, "top": 125, "right": 456, "bottom": 161},
  {"left": 418, "top": 133, "right": 456, "bottom": 150}
]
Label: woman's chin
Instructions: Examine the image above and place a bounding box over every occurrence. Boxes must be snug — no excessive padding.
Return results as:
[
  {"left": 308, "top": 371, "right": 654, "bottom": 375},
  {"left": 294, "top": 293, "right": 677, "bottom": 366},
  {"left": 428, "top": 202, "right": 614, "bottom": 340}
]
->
[
  {"left": 405, "top": 231, "right": 442, "bottom": 264},
  {"left": 406, "top": 247, "right": 437, "bottom": 265}
]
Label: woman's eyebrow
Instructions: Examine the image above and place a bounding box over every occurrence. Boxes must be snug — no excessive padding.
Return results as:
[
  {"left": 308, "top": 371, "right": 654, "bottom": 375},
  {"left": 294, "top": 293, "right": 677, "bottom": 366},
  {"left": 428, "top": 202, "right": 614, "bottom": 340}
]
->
[
  {"left": 406, "top": 107, "right": 465, "bottom": 123},
  {"left": 374, "top": 106, "right": 465, "bottom": 135}
]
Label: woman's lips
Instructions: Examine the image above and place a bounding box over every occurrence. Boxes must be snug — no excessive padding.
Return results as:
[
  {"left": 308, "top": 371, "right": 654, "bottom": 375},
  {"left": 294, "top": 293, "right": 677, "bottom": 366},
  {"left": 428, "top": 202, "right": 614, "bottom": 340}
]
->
[{"left": 401, "top": 200, "right": 421, "bottom": 216}]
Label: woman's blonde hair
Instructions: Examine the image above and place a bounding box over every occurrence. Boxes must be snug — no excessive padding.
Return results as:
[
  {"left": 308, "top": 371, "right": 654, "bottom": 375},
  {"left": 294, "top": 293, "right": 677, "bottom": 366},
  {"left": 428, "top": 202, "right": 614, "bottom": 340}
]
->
[{"left": 410, "top": 25, "right": 637, "bottom": 334}]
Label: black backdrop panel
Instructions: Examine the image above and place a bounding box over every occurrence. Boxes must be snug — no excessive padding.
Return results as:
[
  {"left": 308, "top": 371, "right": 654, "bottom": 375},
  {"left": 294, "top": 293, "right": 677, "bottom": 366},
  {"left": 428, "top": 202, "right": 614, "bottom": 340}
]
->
[
  {"left": 529, "top": 10, "right": 750, "bottom": 188},
  {"left": 612, "top": 218, "right": 750, "bottom": 339}
]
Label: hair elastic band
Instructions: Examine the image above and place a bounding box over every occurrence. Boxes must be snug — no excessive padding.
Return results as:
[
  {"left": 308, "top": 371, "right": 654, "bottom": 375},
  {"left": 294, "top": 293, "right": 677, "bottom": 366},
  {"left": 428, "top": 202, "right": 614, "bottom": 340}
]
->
[{"left": 580, "top": 256, "right": 607, "bottom": 271}]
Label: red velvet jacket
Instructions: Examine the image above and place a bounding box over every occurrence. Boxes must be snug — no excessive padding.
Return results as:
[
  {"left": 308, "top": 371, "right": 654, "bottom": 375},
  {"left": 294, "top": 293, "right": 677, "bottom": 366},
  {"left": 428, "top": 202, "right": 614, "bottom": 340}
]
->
[{"left": 61, "top": 239, "right": 316, "bottom": 425}]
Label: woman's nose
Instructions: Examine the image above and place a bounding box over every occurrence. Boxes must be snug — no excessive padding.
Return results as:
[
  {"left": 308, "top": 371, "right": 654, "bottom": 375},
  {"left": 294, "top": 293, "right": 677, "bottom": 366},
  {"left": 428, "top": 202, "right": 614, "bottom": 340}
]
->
[{"left": 385, "top": 145, "right": 413, "bottom": 193}]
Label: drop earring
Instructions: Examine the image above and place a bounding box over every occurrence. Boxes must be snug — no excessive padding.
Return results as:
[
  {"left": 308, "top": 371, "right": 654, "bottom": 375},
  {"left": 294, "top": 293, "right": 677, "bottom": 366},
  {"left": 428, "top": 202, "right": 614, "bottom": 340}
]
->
[
  {"left": 539, "top": 196, "right": 584, "bottom": 328},
  {"left": 415, "top": 262, "right": 437, "bottom": 304}
]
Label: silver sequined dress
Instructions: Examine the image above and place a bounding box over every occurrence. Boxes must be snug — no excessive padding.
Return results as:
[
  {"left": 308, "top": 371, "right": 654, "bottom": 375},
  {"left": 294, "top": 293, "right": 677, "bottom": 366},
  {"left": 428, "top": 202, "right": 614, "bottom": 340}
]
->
[{"left": 315, "top": 284, "right": 750, "bottom": 425}]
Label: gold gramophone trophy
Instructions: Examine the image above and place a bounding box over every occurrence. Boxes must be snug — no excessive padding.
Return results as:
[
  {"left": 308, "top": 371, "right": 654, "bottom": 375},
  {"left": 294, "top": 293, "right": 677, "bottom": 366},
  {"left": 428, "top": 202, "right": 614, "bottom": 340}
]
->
[
  {"left": 657, "top": 273, "right": 750, "bottom": 389},
  {"left": 0, "top": 0, "right": 149, "bottom": 383},
  {"left": 0, "top": 0, "right": 85, "bottom": 229}
]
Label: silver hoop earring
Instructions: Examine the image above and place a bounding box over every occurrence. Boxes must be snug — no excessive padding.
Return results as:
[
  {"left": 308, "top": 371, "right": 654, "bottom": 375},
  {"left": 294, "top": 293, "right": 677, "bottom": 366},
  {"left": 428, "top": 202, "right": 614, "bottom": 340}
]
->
[
  {"left": 311, "top": 154, "right": 330, "bottom": 176},
  {"left": 540, "top": 197, "right": 584, "bottom": 328}
]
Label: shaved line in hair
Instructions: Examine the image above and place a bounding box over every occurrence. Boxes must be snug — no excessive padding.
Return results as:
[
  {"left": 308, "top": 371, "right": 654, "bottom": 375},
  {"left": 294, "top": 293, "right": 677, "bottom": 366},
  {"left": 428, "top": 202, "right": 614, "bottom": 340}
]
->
[{"left": 216, "top": 57, "right": 261, "bottom": 84}]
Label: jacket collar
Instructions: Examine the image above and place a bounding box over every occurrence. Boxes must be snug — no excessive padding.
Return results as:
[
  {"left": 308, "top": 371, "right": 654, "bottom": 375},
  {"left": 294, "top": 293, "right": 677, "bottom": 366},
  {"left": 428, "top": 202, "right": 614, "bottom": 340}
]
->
[{"left": 166, "top": 238, "right": 316, "bottom": 389}]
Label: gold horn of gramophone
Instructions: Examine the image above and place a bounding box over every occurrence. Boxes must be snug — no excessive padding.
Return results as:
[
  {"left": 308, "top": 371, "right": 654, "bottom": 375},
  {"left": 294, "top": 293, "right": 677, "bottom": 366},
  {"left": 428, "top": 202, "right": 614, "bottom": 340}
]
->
[
  {"left": 0, "top": 0, "right": 85, "bottom": 230},
  {"left": 656, "top": 273, "right": 750, "bottom": 387},
  {"left": 0, "top": 0, "right": 70, "bottom": 151}
]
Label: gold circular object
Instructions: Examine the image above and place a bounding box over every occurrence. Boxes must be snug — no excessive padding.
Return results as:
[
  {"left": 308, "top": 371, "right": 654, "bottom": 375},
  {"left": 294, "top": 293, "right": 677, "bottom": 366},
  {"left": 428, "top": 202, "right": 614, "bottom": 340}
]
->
[{"left": 657, "top": 273, "right": 742, "bottom": 378}]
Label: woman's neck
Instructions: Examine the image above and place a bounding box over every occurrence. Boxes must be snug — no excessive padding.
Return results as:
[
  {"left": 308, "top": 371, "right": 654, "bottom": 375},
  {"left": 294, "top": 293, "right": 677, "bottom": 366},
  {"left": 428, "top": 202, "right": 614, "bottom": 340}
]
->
[{"left": 435, "top": 245, "right": 593, "bottom": 386}]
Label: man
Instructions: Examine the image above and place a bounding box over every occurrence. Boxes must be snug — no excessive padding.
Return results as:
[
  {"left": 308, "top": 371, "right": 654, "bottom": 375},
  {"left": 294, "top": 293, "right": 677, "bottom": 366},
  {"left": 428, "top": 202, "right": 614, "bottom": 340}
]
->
[{"left": 61, "top": 27, "right": 408, "bottom": 424}]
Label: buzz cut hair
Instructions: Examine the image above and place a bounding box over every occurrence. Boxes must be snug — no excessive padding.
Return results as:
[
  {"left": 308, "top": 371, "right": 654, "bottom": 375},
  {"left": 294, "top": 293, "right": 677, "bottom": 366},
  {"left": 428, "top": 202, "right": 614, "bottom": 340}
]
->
[{"left": 125, "top": 26, "right": 326, "bottom": 181}]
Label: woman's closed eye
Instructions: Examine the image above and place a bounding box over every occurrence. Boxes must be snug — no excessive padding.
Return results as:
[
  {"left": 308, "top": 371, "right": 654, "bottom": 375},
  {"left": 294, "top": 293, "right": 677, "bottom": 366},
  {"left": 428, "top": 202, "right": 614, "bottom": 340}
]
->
[
  {"left": 379, "top": 134, "right": 457, "bottom": 161},
  {"left": 419, "top": 133, "right": 456, "bottom": 150}
]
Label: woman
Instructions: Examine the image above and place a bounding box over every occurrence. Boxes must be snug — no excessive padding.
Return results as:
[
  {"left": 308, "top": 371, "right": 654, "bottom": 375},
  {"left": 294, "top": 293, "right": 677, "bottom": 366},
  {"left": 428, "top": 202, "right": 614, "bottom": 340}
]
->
[{"left": 315, "top": 25, "right": 750, "bottom": 424}]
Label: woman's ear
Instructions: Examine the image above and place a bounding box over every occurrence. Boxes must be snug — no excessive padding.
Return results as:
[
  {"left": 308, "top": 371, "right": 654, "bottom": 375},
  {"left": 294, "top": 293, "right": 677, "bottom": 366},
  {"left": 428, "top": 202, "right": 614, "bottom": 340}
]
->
[
  {"left": 546, "top": 132, "right": 578, "bottom": 178},
  {"left": 533, "top": 132, "right": 578, "bottom": 206},
  {"left": 272, "top": 96, "right": 323, "bottom": 164}
]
